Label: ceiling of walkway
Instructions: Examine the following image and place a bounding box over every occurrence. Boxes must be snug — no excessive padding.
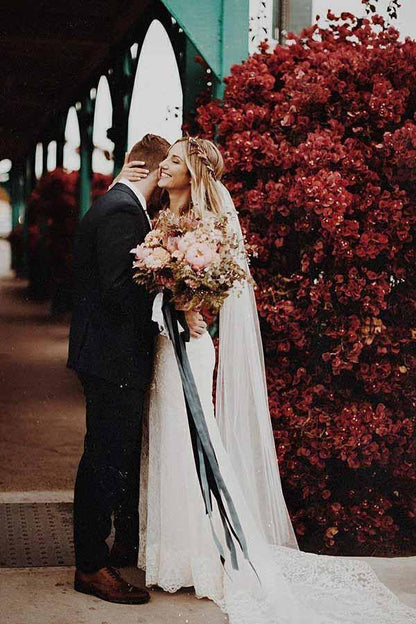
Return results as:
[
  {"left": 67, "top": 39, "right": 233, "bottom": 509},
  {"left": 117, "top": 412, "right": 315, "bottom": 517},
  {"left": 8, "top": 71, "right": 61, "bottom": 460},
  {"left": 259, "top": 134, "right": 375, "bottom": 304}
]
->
[{"left": 0, "top": 0, "right": 153, "bottom": 162}]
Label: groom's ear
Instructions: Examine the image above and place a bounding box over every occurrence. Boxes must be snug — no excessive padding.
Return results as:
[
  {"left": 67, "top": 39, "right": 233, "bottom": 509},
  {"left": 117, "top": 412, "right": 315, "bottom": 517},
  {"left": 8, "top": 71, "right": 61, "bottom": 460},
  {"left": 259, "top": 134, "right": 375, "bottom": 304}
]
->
[{"left": 124, "top": 152, "right": 129, "bottom": 165}]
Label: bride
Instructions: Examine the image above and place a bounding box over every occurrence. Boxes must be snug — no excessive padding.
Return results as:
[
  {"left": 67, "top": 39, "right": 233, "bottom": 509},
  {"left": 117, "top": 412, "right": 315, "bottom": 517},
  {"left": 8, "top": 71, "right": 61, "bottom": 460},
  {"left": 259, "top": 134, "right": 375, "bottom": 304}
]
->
[{"left": 121, "top": 136, "right": 416, "bottom": 623}]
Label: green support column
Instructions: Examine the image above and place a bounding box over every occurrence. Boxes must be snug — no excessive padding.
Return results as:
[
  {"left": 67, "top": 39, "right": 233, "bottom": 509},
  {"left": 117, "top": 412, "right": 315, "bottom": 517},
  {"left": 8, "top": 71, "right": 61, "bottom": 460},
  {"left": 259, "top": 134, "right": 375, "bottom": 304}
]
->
[
  {"left": 182, "top": 38, "right": 209, "bottom": 121},
  {"left": 162, "top": 0, "right": 249, "bottom": 99},
  {"left": 9, "top": 165, "right": 25, "bottom": 273},
  {"left": 48, "top": 110, "right": 66, "bottom": 170},
  {"left": 25, "top": 151, "right": 36, "bottom": 198},
  {"left": 20, "top": 150, "right": 37, "bottom": 276},
  {"left": 56, "top": 138, "right": 64, "bottom": 169},
  {"left": 10, "top": 167, "right": 22, "bottom": 230},
  {"left": 78, "top": 98, "right": 94, "bottom": 218},
  {"left": 215, "top": 0, "right": 250, "bottom": 98},
  {"left": 108, "top": 51, "right": 134, "bottom": 176}
]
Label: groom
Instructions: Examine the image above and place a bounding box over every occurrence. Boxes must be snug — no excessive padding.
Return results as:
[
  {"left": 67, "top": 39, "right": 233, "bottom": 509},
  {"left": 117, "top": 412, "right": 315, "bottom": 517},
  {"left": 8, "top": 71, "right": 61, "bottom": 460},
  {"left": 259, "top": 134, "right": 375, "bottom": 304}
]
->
[{"left": 68, "top": 134, "right": 205, "bottom": 604}]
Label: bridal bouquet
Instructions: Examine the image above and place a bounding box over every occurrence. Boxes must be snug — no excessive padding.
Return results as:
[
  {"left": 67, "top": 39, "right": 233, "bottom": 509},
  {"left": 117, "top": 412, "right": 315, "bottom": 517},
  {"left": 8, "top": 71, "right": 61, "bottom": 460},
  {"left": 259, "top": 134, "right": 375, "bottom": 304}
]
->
[{"left": 130, "top": 210, "right": 248, "bottom": 313}]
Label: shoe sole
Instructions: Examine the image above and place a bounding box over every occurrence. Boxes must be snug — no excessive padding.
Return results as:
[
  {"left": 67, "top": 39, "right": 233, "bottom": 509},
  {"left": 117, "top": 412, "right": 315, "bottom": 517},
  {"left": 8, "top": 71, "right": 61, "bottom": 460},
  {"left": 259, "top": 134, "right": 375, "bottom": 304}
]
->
[{"left": 74, "top": 582, "right": 150, "bottom": 605}]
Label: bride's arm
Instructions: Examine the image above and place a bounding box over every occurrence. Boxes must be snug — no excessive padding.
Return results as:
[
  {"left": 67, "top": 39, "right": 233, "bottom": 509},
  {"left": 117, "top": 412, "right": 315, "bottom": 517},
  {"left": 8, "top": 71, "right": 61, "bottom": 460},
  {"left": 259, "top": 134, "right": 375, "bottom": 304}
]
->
[
  {"left": 184, "top": 310, "right": 207, "bottom": 338},
  {"left": 152, "top": 294, "right": 207, "bottom": 339}
]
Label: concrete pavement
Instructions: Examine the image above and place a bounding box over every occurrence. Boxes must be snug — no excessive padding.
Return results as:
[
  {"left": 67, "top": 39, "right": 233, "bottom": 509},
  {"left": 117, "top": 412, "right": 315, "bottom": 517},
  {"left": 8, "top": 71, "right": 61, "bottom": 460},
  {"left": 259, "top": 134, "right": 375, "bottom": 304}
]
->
[
  {"left": 1, "top": 555, "right": 415, "bottom": 624},
  {"left": 0, "top": 566, "right": 227, "bottom": 624},
  {"left": 0, "top": 275, "right": 85, "bottom": 492},
  {"left": 0, "top": 271, "right": 415, "bottom": 623}
]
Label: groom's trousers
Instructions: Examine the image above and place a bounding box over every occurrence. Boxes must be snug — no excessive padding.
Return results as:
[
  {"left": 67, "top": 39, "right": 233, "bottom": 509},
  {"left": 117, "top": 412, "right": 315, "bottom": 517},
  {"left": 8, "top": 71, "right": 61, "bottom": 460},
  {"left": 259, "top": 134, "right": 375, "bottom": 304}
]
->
[{"left": 73, "top": 373, "right": 145, "bottom": 573}]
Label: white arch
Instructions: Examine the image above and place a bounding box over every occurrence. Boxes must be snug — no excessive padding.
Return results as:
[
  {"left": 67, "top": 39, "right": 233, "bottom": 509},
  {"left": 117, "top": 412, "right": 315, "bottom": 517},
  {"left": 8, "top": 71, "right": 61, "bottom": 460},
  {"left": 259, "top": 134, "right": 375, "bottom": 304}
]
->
[
  {"left": 128, "top": 20, "right": 183, "bottom": 149},
  {"left": 130, "top": 42, "right": 138, "bottom": 59},
  {"left": 0, "top": 169, "right": 11, "bottom": 273},
  {"left": 92, "top": 75, "right": 115, "bottom": 175},
  {"left": 47, "top": 141, "right": 57, "bottom": 171},
  {"left": 0, "top": 159, "right": 12, "bottom": 176},
  {"left": 63, "top": 106, "right": 81, "bottom": 172},
  {"left": 35, "top": 143, "right": 43, "bottom": 179}
]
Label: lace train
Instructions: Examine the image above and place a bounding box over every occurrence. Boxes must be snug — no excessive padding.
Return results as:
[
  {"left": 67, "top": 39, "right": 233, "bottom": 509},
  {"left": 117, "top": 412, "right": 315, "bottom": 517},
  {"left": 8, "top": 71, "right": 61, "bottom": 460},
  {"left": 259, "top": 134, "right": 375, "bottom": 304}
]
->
[{"left": 138, "top": 333, "right": 416, "bottom": 624}]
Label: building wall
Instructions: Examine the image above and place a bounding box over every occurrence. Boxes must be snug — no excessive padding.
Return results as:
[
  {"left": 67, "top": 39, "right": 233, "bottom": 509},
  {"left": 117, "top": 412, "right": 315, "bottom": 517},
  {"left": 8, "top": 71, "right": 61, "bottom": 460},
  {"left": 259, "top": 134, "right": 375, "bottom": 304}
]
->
[
  {"left": 313, "top": 0, "right": 416, "bottom": 39},
  {"left": 249, "top": 0, "right": 416, "bottom": 51}
]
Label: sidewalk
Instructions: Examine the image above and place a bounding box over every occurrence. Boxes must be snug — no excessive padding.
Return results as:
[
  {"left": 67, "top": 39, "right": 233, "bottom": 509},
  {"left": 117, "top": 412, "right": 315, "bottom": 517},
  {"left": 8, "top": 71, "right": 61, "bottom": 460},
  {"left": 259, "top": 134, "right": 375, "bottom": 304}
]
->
[
  {"left": 0, "top": 566, "right": 225, "bottom": 624},
  {"left": 0, "top": 275, "right": 84, "bottom": 492},
  {"left": 0, "top": 273, "right": 415, "bottom": 623},
  {"left": 0, "top": 274, "right": 226, "bottom": 623}
]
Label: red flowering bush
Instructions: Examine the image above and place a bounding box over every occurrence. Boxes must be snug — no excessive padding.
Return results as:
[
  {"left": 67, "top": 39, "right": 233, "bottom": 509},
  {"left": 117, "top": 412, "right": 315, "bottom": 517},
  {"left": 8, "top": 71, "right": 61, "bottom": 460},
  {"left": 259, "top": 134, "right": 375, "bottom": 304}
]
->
[{"left": 195, "top": 12, "right": 416, "bottom": 554}]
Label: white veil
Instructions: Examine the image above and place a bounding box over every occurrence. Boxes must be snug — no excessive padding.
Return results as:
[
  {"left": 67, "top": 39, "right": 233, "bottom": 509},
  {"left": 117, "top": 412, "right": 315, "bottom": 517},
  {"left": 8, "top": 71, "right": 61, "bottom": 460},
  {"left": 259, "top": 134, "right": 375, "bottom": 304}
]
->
[
  {"left": 216, "top": 182, "right": 298, "bottom": 549},
  {"left": 214, "top": 184, "right": 416, "bottom": 624}
]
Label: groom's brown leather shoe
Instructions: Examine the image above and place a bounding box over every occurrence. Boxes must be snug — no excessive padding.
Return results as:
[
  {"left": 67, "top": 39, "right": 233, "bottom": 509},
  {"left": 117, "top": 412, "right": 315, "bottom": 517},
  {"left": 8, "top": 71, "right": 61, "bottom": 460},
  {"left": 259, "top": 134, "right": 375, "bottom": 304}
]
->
[{"left": 74, "top": 566, "right": 150, "bottom": 604}]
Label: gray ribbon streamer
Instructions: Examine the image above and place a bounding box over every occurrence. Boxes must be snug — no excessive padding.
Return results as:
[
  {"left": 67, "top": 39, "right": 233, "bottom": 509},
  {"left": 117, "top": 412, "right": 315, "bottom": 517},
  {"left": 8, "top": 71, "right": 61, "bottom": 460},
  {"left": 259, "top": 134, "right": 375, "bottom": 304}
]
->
[{"left": 162, "top": 296, "right": 255, "bottom": 573}]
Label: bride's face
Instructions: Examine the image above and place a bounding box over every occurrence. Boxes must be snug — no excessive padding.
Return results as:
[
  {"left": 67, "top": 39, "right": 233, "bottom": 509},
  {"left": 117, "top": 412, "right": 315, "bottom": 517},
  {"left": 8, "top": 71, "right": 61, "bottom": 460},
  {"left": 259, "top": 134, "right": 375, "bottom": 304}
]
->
[{"left": 158, "top": 142, "right": 191, "bottom": 191}]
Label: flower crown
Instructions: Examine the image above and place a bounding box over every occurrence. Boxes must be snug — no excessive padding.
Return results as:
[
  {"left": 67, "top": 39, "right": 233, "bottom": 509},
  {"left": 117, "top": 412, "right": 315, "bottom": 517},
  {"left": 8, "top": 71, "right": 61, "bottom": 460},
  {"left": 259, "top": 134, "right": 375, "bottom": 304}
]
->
[{"left": 187, "top": 137, "right": 217, "bottom": 181}]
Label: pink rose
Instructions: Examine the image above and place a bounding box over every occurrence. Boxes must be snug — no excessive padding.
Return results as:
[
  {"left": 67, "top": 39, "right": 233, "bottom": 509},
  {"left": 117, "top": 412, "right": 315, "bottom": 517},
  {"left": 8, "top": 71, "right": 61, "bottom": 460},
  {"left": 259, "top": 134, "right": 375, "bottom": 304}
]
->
[
  {"left": 211, "top": 251, "right": 221, "bottom": 265},
  {"left": 172, "top": 249, "right": 185, "bottom": 261},
  {"left": 178, "top": 232, "right": 197, "bottom": 254},
  {"left": 185, "top": 242, "right": 215, "bottom": 271},
  {"left": 144, "top": 247, "right": 171, "bottom": 269},
  {"left": 166, "top": 236, "right": 180, "bottom": 253}
]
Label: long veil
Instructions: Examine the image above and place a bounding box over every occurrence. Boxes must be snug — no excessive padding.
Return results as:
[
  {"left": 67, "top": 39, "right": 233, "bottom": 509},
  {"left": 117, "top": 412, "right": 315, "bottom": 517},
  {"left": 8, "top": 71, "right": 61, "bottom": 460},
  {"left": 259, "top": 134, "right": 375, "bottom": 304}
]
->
[
  {"left": 216, "top": 182, "right": 297, "bottom": 549},
  {"left": 213, "top": 182, "right": 416, "bottom": 624}
]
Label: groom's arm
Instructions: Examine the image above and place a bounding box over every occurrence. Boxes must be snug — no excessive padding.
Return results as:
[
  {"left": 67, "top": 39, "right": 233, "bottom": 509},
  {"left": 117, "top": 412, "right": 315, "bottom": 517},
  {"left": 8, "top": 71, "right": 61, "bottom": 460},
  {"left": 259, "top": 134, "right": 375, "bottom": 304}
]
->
[{"left": 96, "top": 207, "right": 147, "bottom": 315}]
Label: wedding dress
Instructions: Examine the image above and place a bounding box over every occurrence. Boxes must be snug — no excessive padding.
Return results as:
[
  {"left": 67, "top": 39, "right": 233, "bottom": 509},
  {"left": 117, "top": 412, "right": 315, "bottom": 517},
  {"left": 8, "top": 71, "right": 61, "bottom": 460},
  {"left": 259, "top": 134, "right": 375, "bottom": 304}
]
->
[{"left": 138, "top": 185, "right": 416, "bottom": 624}]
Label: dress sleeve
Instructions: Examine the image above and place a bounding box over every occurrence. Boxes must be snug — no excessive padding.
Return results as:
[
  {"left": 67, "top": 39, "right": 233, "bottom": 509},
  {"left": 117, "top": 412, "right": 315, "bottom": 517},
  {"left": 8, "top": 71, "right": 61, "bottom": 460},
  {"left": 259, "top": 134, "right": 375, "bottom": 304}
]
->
[
  {"left": 152, "top": 291, "right": 190, "bottom": 338},
  {"left": 152, "top": 291, "right": 168, "bottom": 336}
]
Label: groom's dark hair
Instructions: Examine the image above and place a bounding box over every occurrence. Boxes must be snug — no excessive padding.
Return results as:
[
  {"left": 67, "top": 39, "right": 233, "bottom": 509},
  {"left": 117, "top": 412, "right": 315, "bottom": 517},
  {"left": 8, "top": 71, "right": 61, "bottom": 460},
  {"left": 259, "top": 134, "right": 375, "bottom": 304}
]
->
[{"left": 128, "top": 134, "right": 170, "bottom": 173}]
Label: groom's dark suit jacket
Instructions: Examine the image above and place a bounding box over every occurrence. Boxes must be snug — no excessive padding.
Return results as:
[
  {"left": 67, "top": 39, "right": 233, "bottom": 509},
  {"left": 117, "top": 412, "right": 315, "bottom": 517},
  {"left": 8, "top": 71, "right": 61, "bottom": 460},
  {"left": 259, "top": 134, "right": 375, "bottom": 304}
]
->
[{"left": 67, "top": 183, "right": 156, "bottom": 388}]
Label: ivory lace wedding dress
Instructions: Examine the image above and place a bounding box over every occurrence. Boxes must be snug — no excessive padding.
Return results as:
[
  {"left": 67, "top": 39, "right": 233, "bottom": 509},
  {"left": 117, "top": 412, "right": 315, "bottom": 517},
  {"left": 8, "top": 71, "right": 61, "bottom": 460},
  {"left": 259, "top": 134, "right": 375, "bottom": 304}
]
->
[
  {"left": 138, "top": 330, "right": 415, "bottom": 624},
  {"left": 138, "top": 184, "right": 416, "bottom": 623}
]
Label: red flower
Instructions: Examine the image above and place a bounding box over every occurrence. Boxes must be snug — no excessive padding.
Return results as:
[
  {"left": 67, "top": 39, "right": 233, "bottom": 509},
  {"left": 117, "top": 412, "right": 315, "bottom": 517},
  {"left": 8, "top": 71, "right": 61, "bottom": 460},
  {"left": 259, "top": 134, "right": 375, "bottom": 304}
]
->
[{"left": 195, "top": 9, "right": 416, "bottom": 556}]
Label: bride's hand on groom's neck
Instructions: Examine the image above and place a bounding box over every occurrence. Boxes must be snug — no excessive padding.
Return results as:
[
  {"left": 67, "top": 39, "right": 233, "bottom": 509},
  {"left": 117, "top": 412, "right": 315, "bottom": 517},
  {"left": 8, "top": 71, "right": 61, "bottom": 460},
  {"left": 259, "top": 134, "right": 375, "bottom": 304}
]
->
[{"left": 108, "top": 152, "right": 149, "bottom": 190}]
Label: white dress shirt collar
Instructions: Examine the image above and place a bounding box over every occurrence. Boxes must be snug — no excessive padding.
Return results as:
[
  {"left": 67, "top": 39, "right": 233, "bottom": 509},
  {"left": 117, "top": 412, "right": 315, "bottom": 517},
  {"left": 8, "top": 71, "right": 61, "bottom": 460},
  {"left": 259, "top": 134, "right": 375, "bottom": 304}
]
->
[{"left": 118, "top": 178, "right": 147, "bottom": 211}]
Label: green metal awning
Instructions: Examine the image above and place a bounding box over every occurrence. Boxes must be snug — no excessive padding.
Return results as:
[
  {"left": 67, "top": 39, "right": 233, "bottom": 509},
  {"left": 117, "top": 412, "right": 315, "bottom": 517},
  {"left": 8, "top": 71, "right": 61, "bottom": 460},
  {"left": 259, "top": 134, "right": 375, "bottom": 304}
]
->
[{"left": 162, "top": 0, "right": 249, "bottom": 90}]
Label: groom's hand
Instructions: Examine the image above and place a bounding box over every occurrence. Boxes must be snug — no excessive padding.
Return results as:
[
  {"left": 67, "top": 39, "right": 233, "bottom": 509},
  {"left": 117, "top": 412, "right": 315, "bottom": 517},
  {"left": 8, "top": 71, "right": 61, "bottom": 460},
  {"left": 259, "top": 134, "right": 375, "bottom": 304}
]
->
[{"left": 185, "top": 311, "right": 206, "bottom": 339}]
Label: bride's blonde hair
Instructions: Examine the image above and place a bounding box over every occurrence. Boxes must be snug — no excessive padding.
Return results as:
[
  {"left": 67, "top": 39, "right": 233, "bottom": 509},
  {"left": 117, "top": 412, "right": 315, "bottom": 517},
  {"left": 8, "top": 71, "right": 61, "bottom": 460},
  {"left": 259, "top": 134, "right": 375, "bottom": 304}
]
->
[{"left": 174, "top": 137, "right": 225, "bottom": 217}]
